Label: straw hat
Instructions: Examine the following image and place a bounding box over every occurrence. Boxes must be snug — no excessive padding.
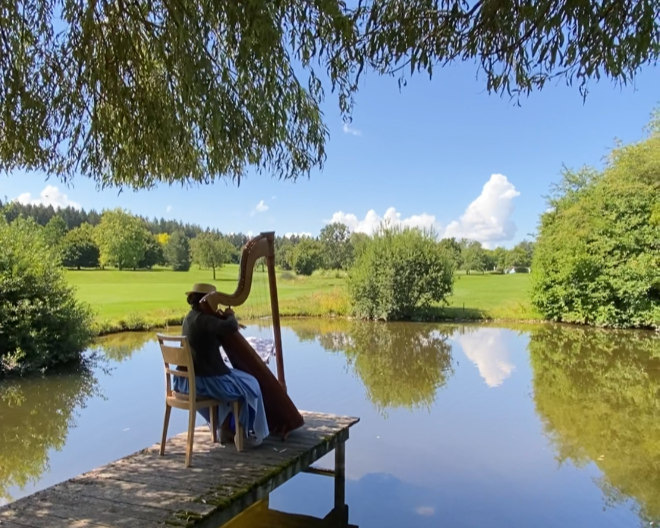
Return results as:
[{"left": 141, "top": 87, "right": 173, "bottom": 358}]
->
[{"left": 186, "top": 283, "right": 217, "bottom": 295}]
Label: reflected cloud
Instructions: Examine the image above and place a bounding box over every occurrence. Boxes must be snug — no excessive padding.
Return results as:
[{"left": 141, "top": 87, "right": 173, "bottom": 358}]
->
[{"left": 456, "top": 329, "right": 515, "bottom": 387}]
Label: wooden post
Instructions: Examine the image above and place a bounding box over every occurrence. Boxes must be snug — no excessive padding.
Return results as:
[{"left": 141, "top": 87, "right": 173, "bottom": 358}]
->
[{"left": 334, "top": 440, "right": 346, "bottom": 513}]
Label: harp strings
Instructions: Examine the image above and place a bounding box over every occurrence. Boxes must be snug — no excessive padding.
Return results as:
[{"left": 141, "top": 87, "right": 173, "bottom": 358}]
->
[
  {"left": 244, "top": 255, "right": 276, "bottom": 364},
  {"left": 250, "top": 256, "right": 272, "bottom": 323}
]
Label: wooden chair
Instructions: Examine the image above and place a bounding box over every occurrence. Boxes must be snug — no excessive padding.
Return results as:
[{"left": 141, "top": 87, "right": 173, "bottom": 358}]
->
[{"left": 157, "top": 333, "right": 244, "bottom": 467}]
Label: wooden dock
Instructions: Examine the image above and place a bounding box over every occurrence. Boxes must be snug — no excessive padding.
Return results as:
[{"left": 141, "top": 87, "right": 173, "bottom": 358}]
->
[{"left": 0, "top": 411, "right": 359, "bottom": 528}]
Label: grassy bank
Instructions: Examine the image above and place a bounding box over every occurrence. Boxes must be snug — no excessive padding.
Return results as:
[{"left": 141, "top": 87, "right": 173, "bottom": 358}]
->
[
  {"left": 446, "top": 272, "right": 540, "bottom": 321},
  {"left": 65, "top": 267, "right": 540, "bottom": 334}
]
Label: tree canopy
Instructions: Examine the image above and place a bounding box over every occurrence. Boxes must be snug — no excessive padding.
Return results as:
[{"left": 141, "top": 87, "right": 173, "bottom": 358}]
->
[
  {"left": 349, "top": 227, "right": 454, "bottom": 320},
  {"left": 0, "top": 217, "right": 94, "bottom": 374},
  {"left": 531, "top": 118, "right": 659, "bottom": 328},
  {"left": 94, "top": 208, "right": 152, "bottom": 269},
  {"left": 190, "top": 231, "right": 233, "bottom": 279},
  {"left": 2, "top": 0, "right": 657, "bottom": 188}
]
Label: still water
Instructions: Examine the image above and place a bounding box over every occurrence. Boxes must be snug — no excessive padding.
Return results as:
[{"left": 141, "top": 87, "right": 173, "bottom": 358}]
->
[{"left": 1, "top": 321, "right": 658, "bottom": 527}]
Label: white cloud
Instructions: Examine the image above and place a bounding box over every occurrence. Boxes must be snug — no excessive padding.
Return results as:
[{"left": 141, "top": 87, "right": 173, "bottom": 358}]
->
[
  {"left": 251, "top": 199, "right": 269, "bottom": 216},
  {"left": 329, "top": 207, "right": 439, "bottom": 235},
  {"left": 15, "top": 185, "right": 81, "bottom": 210},
  {"left": 415, "top": 506, "right": 436, "bottom": 517},
  {"left": 456, "top": 328, "right": 516, "bottom": 388},
  {"left": 443, "top": 173, "right": 520, "bottom": 248},
  {"left": 165, "top": 205, "right": 173, "bottom": 213},
  {"left": 342, "top": 122, "right": 362, "bottom": 136}
]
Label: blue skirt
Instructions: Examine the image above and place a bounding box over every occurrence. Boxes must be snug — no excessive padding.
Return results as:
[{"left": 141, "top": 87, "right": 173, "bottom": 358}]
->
[{"left": 173, "top": 369, "right": 269, "bottom": 443}]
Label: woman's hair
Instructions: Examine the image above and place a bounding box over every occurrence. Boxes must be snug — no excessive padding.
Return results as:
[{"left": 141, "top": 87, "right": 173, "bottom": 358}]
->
[{"left": 187, "top": 292, "right": 206, "bottom": 307}]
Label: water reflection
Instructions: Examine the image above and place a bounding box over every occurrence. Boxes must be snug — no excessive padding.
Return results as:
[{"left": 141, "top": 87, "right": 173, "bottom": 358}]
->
[
  {"left": 223, "top": 497, "right": 356, "bottom": 528},
  {"left": 287, "top": 320, "right": 454, "bottom": 410},
  {"left": 529, "top": 325, "right": 660, "bottom": 524},
  {"left": 92, "top": 330, "right": 164, "bottom": 362},
  {"left": 0, "top": 366, "right": 98, "bottom": 502},
  {"left": 2, "top": 321, "right": 659, "bottom": 528},
  {"left": 454, "top": 327, "right": 516, "bottom": 387}
]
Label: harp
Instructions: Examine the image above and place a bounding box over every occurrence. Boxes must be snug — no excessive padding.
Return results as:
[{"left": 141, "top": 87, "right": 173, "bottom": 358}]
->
[{"left": 200, "top": 231, "right": 304, "bottom": 438}]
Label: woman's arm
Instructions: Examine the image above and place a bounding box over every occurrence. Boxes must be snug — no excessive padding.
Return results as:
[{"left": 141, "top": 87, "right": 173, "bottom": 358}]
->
[{"left": 203, "top": 311, "right": 239, "bottom": 336}]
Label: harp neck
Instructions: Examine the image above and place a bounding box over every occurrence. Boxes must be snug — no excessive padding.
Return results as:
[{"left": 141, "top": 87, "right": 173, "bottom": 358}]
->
[{"left": 208, "top": 231, "right": 275, "bottom": 307}]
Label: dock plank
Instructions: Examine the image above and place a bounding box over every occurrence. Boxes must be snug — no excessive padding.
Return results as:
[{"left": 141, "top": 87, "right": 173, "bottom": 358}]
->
[{"left": 0, "top": 411, "right": 359, "bottom": 528}]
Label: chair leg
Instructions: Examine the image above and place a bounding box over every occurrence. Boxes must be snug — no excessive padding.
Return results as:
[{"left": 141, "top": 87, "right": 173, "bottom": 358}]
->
[
  {"left": 233, "top": 401, "right": 244, "bottom": 452},
  {"left": 210, "top": 405, "right": 218, "bottom": 443},
  {"left": 185, "top": 408, "right": 196, "bottom": 467},
  {"left": 160, "top": 405, "right": 172, "bottom": 456}
]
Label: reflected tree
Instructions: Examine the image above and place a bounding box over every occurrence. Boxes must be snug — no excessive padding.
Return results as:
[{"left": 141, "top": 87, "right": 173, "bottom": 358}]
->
[
  {"left": 93, "top": 331, "right": 163, "bottom": 362},
  {"left": 0, "top": 367, "right": 98, "bottom": 501},
  {"left": 529, "top": 325, "right": 660, "bottom": 525},
  {"left": 285, "top": 318, "right": 353, "bottom": 345},
  {"left": 287, "top": 319, "right": 454, "bottom": 411}
]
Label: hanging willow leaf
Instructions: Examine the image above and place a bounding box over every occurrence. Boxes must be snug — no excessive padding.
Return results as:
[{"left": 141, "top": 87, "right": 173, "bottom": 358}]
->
[{"left": 0, "top": 0, "right": 657, "bottom": 189}]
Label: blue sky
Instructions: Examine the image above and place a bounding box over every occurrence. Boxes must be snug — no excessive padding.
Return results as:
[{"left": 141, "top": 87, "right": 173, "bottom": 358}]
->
[{"left": 1, "top": 62, "right": 658, "bottom": 248}]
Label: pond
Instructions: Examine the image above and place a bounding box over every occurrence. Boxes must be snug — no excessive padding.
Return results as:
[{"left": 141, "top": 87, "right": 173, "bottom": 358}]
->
[{"left": 1, "top": 321, "right": 658, "bottom": 527}]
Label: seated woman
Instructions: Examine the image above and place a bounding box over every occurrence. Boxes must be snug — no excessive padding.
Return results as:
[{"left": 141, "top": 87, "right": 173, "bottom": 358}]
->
[{"left": 173, "top": 283, "right": 269, "bottom": 447}]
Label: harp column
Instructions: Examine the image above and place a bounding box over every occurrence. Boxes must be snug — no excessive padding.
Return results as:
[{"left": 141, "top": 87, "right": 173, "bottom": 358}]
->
[{"left": 264, "top": 231, "right": 287, "bottom": 392}]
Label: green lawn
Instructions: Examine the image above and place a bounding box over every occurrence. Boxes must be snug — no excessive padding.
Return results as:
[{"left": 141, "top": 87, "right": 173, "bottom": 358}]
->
[
  {"left": 444, "top": 272, "right": 540, "bottom": 321},
  {"left": 65, "top": 267, "right": 540, "bottom": 334},
  {"left": 65, "top": 265, "right": 349, "bottom": 333}
]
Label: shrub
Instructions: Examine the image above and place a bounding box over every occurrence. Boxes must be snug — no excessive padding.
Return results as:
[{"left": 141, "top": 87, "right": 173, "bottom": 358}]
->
[
  {"left": 312, "top": 288, "right": 350, "bottom": 316},
  {"left": 290, "top": 238, "right": 323, "bottom": 275},
  {"left": 348, "top": 227, "right": 454, "bottom": 320},
  {"left": 0, "top": 217, "right": 94, "bottom": 375},
  {"left": 531, "top": 127, "right": 659, "bottom": 329},
  {"left": 61, "top": 223, "right": 100, "bottom": 269}
]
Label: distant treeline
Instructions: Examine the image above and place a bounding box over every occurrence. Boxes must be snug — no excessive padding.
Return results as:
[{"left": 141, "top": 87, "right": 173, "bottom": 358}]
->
[
  {"left": 0, "top": 199, "right": 534, "bottom": 276},
  {"left": 0, "top": 197, "right": 232, "bottom": 240}
]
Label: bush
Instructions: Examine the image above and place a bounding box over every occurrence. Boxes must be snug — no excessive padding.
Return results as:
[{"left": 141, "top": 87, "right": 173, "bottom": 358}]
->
[
  {"left": 531, "top": 126, "right": 660, "bottom": 329},
  {"left": 61, "top": 223, "right": 100, "bottom": 269},
  {"left": 348, "top": 228, "right": 454, "bottom": 320},
  {"left": 290, "top": 238, "right": 323, "bottom": 275},
  {"left": 0, "top": 217, "right": 94, "bottom": 375}
]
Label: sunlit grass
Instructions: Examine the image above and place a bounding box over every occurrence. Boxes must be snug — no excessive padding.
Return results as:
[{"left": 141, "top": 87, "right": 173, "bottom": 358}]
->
[
  {"left": 65, "top": 265, "right": 349, "bottom": 333},
  {"left": 65, "top": 267, "right": 540, "bottom": 334},
  {"left": 444, "top": 272, "right": 541, "bottom": 320}
]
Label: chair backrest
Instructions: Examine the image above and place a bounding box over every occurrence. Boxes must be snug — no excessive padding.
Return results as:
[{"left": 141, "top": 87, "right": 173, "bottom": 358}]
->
[{"left": 156, "top": 334, "right": 197, "bottom": 403}]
